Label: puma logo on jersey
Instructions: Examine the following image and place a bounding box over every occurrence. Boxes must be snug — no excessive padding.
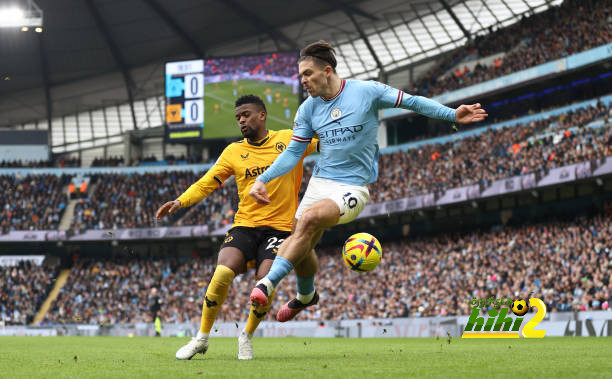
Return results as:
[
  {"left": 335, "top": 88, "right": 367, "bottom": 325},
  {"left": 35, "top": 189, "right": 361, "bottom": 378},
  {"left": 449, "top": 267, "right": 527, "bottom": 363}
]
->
[{"left": 204, "top": 296, "right": 218, "bottom": 308}]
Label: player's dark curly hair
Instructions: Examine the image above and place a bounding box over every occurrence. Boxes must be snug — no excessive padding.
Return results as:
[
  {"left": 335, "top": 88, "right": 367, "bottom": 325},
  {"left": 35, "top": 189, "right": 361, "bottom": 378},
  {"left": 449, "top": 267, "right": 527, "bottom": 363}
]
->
[
  {"left": 299, "top": 40, "right": 337, "bottom": 72},
  {"left": 235, "top": 94, "right": 266, "bottom": 112}
]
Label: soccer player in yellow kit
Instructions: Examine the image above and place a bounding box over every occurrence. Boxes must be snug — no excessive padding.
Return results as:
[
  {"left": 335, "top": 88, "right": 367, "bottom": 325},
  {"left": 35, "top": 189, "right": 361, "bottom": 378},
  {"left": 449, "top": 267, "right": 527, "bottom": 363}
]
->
[{"left": 156, "top": 95, "right": 317, "bottom": 360}]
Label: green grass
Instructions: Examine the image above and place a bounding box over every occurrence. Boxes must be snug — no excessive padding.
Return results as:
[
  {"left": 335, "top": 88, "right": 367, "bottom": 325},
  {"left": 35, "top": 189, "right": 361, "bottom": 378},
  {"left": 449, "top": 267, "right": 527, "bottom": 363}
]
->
[
  {"left": 203, "top": 79, "right": 299, "bottom": 139},
  {"left": 1, "top": 337, "right": 611, "bottom": 378}
]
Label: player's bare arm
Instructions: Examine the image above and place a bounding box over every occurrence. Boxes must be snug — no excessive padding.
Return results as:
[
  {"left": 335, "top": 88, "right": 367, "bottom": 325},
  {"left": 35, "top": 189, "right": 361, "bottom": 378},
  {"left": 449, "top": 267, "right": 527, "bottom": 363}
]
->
[
  {"left": 455, "top": 103, "right": 488, "bottom": 124},
  {"left": 155, "top": 200, "right": 181, "bottom": 220}
]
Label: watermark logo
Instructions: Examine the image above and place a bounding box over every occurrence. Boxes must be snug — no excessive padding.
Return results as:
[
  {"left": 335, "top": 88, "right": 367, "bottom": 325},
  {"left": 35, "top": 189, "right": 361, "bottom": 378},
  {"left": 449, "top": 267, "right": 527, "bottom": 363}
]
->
[{"left": 462, "top": 296, "right": 547, "bottom": 338}]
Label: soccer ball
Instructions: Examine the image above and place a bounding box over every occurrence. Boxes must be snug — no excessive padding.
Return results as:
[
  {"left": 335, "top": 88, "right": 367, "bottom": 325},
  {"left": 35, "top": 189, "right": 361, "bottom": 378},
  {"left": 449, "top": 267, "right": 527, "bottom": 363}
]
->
[
  {"left": 342, "top": 232, "right": 382, "bottom": 272},
  {"left": 511, "top": 299, "right": 529, "bottom": 316}
]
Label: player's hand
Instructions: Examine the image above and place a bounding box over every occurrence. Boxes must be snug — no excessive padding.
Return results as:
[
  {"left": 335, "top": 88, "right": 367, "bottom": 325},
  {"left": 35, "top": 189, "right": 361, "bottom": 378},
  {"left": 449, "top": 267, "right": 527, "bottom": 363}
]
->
[
  {"left": 455, "top": 103, "right": 488, "bottom": 124},
  {"left": 156, "top": 200, "right": 181, "bottom": 220},
  {"left": 250, "top": 180, "right": 270, "bottom": 205}
]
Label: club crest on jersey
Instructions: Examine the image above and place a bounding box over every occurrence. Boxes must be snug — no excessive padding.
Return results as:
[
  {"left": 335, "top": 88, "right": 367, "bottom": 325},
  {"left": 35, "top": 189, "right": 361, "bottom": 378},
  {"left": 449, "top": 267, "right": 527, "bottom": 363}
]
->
[
  {"left": 330, "top": 108, "right": 342, "bottom": 120},
  {"left": 275, "top": 142, "right": 286, "bottom": 153},
  {"left": 240, "top": 153, "right": 249, "bottom": 160}
]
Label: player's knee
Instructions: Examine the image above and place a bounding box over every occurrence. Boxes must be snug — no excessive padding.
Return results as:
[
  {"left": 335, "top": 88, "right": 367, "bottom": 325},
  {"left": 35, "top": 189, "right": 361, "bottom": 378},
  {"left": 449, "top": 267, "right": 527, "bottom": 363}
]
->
[{"left": 298, "top": 211, "right": 322, "bottom": 235}]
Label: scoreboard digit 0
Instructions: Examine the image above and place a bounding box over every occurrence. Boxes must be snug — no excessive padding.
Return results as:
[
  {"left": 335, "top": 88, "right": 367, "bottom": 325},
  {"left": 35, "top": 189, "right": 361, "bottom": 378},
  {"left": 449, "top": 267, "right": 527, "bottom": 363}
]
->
[{"left": 165, "top": 59, "right": 205, "bottom": 141}]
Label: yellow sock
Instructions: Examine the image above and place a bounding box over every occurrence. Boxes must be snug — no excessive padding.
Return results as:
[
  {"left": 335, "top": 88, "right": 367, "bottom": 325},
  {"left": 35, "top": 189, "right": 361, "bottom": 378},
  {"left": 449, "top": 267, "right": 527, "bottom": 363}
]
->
[
  {"left": 200, "top": 265, "right": 235, "bottom": 334},
  {"left": 245, "top": 289, "right": 276, "bottom": 334}
]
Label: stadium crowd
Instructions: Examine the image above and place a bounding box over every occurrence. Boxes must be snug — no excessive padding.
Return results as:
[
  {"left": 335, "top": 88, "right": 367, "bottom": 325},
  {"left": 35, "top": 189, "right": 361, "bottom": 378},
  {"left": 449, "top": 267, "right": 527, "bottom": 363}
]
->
[
  {"left": 0, "top": 101, "right": 608, "bottom": 231},
  {"left": 37, "top": 209, "right": 611, "bottom": 325},
  {"left": 91, "top": 156, "right": 125, "bottom": 167},
  {"left": 0, "top": 261, "right": 57, "bottom": 325},
  {"left": 0, "top": 156, "right": 80, "bottom": 168},
  {"left": 204, "top": 53, "right": 296, "bottom": 78},
  {"left": 408, "top": 0, "right": 612, "bottom": 97},
  {"left": 70, "top": 171, "right": 238, "bottom": 231},
  {"left": 369, "top": 102, "right": 612, "bottom": 201},
  {"left": 0, "top": 174, "right": 70, "bottom": 232}
]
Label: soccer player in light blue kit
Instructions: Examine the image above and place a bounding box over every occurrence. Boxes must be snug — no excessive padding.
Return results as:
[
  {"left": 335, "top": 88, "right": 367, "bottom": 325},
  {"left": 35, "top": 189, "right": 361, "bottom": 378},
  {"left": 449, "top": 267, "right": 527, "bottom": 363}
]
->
[{"left": 249, "top": 41, "right": 488, "bottom": 321}]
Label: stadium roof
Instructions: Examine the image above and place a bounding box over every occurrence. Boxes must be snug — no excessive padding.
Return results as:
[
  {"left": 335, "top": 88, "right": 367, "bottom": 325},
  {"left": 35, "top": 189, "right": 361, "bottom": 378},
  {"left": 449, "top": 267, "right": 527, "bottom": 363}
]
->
[{"left": 0, "top": 0, "right": 561, "bottom": 128}]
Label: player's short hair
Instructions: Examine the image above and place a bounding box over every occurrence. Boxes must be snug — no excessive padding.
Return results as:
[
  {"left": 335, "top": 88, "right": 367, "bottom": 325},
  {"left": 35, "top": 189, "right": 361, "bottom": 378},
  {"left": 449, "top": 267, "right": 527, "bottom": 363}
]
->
[
  {"left": 299, "top": 40, "right": 337, "bottom": 72},
  {"left": 235, "top": 94, "right": 266, "bottom": 112}
]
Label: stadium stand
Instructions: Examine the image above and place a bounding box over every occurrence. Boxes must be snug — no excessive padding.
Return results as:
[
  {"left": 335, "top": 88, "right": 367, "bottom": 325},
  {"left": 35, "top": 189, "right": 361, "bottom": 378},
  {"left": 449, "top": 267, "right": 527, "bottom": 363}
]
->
[
  {"left": 0, "top": 99, "right": 608, "bottom": 232},
  {"left": 0, "top": 261, "right": 58, "bottom": 325},
  {"left": 70, "top": 172, "right": 237, "bottom": 231},
  {"left": 370, "top": 101, "right": 611, "bottom": 201},
  {"left": 0, "top": 174, "right": 70, "bottom": 232},
  {"left": 90, "top": 156, "right": 125, "bottom": 167},
  {"left": 408, "top": 0, "right": 612, "bottom": 97},
  {"left": 31, "top": 207, "right": 610, "bottom": 325}
]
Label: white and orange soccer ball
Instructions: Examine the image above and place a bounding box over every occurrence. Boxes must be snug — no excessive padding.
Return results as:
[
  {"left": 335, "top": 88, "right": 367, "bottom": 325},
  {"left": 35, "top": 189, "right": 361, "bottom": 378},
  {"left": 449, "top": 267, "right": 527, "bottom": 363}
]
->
[{"left": 342, "top": 232, "right": 382, "bottom": 272}]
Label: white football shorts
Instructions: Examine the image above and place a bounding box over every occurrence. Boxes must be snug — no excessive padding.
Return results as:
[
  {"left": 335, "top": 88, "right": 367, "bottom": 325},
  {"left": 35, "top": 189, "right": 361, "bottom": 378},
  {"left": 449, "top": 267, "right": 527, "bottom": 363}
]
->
[{"left": 295, "top": 177, "right": 370, "bottom": 225}]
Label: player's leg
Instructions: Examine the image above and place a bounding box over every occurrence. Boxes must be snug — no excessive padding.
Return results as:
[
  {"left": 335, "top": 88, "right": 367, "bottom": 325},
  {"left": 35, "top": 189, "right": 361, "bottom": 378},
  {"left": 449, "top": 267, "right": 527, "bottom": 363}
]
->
[
  {"left": 245, "top": 259, "right": 277, "bottom": 334},
  {"left": 198, "top": 247, "right": 245, "bottom": 335},
  {"left": 275, "top": 182, "right": 371, "bottom": 322},
  {"left": 250, "top": 199, "right": 339, "bottom": 306},
  {"left": 176, "top": 228, "right": 251, "bottom": 360},
  {"left": 292, "top": 214, "right": 322, "bottom": 305},
  {"left": 239, "top": 228, "right": 287, "bottom": 360},
  {"left": 238, "top": 259, "right": 276, "bottom": 360},
  {"left": 276, "top": 243, "right": 321, "bottom": 322}
]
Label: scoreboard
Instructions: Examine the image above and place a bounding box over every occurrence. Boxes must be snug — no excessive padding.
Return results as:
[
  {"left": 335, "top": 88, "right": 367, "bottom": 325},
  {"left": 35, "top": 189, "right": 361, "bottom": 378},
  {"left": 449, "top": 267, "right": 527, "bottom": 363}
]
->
[{"left": 165, "top": 59, "right": 205, "bottom": 141}]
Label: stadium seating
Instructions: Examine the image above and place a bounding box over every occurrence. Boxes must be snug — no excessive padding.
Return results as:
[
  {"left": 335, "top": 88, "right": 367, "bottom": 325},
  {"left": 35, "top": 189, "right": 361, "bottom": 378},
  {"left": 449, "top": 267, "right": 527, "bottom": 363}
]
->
[
  {"left": 0, "top": 261, "right": 57, "bottom": 325},
  {"left": 408, "top": 0, "right": 612, "bottom": 97},
  {"left": 0, "top": 174, "right": 70, "bottom": 232},
  {"left": 70, "top": 172, "right": 238, "bottom": 231},
  {"left": 0, "top": 100, "right": 609, "bottom": 232},
  {"left": 35, "top": 210, "right": 611, "bottom": 325},
  {"left": 369, "top": 101, "right": 611, "bottom": 202}
]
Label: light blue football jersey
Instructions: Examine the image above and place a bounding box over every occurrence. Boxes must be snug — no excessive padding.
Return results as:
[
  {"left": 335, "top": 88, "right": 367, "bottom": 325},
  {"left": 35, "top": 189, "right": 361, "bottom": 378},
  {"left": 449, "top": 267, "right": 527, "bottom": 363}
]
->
[{"left": 258, "top": 79, "right": 456, "bottom": 187}]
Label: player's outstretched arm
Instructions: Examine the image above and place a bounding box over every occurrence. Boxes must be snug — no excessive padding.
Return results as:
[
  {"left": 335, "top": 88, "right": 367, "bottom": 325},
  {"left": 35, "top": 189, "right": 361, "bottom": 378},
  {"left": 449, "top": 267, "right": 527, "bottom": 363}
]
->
[
  {"left": 455, "top": 103, "right": 488, "bottom": 124},
  {"left": 376, "top": 82, "right": 488, "bottom": 125},
  {"left": 157, "top": 150, "right": 233, "bottom": 219},
  {"left": 156, "top": 200, "right": 181, "bottom": 220},
  {"left": 403, "top": 95, "right": 488, "bottom": 125}
]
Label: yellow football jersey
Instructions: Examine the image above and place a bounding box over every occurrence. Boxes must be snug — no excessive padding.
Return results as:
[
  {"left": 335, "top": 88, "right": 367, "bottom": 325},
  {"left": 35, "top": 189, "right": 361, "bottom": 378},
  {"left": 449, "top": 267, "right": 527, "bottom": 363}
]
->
[{"left": 177, "top": 129, "right": 318, "bottom": 231}]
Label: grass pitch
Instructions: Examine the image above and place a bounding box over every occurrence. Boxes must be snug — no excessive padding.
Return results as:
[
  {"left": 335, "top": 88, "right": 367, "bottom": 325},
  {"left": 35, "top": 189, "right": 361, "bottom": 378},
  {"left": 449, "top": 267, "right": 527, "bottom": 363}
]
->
[
  {"left": 203, "top": 79, "right": 299, "bottom": 139},
  {"left": 1, "top": 337, "right": 610, "bottom": 378}
]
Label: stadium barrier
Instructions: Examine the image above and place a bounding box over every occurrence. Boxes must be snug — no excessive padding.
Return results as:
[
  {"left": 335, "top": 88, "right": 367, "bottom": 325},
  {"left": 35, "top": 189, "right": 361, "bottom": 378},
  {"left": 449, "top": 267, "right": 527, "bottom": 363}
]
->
[
  {"left": 381, "top": 43, "right": 612, "bottom": 120},
  {"left": 0, "top": 163, "right": 213, "bottom": 177},
  {"left": 0, "top": 224, "right": 232, "bottom": 242},
  {"left": 357, "top": 157, "right": 610, "bottom": 220},
  {"left": 2, "top": 311, "right": 610, "bottom": 338}
]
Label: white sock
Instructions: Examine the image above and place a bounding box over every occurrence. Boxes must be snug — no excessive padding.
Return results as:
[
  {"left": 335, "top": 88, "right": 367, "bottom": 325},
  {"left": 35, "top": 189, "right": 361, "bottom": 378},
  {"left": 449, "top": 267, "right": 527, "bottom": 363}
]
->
[
  {"left": 296, "top": 290, "right": 315, "bottom": 305},
  {"left": 196, "top": 331, "right": 209, "bottom": 340},
  {"left": 242, "top": 329, "right": 253, "bottom": 338},
  {"left": 257, "top": 277, "right": 275, "bottom": 296}
]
